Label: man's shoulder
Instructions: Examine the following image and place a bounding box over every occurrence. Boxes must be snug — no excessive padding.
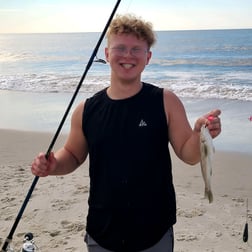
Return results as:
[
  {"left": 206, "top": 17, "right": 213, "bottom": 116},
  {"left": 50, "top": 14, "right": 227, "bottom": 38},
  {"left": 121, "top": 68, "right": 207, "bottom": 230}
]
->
[
  {"left": 86, "top": 87, "right": 107, "bottom": 103},
  {"left": 142, "top": 82, "right": 163, "bottom": 94}
]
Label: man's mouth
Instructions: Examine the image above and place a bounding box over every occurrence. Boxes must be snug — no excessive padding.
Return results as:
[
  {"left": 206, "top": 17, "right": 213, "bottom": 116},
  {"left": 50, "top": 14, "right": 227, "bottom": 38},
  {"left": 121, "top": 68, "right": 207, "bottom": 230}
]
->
[{"left": 121, "top": 63, "right": 135, "bottom": 69}]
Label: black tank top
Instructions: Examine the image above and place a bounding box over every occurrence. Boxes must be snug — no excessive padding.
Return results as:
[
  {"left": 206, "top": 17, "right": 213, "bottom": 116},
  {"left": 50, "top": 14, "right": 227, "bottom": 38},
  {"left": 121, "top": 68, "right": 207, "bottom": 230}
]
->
[{"left": 83, "top": 83, "right": 176, "bottom": 252}]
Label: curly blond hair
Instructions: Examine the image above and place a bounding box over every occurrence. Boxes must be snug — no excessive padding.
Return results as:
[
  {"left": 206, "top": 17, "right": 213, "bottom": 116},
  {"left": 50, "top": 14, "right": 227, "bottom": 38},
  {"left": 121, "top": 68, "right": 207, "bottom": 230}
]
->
[{"left": 106, "top": 14, "right": 156, "bottom": 48}]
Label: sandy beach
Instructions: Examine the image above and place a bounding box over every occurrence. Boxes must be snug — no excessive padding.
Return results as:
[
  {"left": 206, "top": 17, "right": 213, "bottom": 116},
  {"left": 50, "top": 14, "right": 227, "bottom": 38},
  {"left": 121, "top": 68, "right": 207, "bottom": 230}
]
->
[{"left": 0, "top": 129, "right": 251, "bottom": 252}]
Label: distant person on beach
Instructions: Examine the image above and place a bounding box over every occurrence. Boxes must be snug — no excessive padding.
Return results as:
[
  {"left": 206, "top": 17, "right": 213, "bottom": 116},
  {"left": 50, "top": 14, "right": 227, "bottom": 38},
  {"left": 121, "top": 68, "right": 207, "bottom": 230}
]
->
[{"left": 31, "top": 14, "right": 221, "bottom": 252}]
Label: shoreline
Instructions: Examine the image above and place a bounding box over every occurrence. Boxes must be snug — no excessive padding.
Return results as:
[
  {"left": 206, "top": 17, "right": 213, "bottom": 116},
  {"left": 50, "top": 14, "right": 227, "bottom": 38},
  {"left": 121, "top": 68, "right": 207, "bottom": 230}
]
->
[
  {"left": 0, "top": 128, "right": 251, "bottom": 251},
  {"left": 1, "top": 90, "right": 252, "bottom": 154}
]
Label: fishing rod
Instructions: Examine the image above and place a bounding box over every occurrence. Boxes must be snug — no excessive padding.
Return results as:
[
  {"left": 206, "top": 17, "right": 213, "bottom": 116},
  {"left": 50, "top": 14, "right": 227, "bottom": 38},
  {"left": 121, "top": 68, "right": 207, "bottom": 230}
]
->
[{"left": 1, "top": 1, "right": 121, "bottom": 251}]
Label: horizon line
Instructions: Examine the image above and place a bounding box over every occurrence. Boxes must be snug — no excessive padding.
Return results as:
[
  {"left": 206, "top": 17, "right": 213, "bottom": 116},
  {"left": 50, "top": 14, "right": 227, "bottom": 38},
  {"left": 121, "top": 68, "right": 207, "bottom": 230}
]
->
[{"left": 1, "top": 27, "right": 252, "bottom": 35}]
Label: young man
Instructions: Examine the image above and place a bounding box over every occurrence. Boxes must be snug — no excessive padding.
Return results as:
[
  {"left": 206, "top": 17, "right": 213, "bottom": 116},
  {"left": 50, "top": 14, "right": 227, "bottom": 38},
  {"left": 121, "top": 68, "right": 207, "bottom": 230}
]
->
[{"left": 31, "top": 14, "right": 221, "bottom": 252}]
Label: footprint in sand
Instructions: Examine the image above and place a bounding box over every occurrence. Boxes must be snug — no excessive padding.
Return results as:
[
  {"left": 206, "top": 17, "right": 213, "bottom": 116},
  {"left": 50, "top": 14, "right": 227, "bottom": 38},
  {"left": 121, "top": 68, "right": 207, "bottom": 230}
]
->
[
  {"left": 61, "top": 220, "right": 85, "bottom": 233},
  {"left": 177, "top": 208, "right": 206, "bottom": 218}
]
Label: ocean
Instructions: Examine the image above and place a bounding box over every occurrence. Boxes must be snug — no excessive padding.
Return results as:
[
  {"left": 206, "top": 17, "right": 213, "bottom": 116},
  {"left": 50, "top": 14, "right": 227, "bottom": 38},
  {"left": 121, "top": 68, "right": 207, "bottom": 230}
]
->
[{"left": 0, "top": 30, "right": 252, "bottom": 153}]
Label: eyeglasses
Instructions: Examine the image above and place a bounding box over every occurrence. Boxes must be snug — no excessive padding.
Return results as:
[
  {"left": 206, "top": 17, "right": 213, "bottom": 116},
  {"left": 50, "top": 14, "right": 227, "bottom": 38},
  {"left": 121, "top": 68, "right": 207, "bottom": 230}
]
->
[{"left": 110, "top": 46, "right": 148, "bottom": 57}]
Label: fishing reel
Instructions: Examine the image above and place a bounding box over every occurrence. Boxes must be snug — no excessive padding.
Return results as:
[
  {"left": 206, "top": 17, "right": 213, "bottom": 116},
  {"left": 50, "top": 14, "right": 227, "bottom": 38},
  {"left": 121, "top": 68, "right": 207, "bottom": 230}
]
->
[
  {"left": 4, "top": 233, "right": 39, "bottom": 252},
  {"left": 21, "top": 233, "right": 39, "bottom": 252}
]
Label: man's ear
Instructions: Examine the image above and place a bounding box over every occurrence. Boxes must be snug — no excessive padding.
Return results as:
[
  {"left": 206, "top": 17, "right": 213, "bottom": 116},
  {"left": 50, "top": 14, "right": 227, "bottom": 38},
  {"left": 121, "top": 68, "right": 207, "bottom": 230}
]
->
[
  {"left": 105, "top": 47, "right": 110, "bottom": 63},
  {"left": 146, "top": 51, "right": 152, "bottom": 65}
]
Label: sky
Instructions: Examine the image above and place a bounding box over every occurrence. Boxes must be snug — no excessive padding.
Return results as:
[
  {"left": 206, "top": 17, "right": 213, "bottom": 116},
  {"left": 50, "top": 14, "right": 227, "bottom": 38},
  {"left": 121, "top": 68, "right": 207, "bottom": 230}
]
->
[{"left": 0, "top": 0, "right": 251, "bottom": 33}]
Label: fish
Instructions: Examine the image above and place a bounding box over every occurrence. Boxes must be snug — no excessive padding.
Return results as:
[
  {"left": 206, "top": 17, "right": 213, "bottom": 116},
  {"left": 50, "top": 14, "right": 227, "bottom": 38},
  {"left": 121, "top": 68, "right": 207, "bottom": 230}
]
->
[{"left": 200, "top": 125, "right": 215, "bottom": 203}]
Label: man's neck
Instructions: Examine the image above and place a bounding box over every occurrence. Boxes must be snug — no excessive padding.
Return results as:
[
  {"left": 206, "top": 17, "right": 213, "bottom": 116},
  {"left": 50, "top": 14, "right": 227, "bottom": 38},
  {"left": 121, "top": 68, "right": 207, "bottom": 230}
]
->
[{"left": 107, "top": 79, "right": 143, "bottom": 100}]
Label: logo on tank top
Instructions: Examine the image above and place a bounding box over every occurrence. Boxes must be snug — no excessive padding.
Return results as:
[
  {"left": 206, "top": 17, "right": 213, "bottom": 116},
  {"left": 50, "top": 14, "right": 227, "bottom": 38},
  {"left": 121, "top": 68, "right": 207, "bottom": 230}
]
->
[{"left": 138, "top": 119, "right": 147, "bottom": 127}]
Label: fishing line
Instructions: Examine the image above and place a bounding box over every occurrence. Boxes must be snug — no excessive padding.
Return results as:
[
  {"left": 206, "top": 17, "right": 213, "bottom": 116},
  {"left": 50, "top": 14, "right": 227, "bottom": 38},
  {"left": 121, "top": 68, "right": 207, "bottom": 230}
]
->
[
  {"left": 1, "top": 1, "right": 121, "bottom": 251},
  {"left": 125, "top": 0, "right": 133, "bottom": 12}
]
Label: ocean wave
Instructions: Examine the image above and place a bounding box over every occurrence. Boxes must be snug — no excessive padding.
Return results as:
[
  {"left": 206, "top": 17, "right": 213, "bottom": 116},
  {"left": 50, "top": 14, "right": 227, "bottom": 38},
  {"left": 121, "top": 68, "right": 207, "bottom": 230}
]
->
[
  {"left": 150, "top": 57, "right": 252, "bottom": 68},
  {"left": 1, "top": 72, "right": 251, "bottom": 101},
  {"left": 0, "top": 73, "right": 110, "bottom": 94}
]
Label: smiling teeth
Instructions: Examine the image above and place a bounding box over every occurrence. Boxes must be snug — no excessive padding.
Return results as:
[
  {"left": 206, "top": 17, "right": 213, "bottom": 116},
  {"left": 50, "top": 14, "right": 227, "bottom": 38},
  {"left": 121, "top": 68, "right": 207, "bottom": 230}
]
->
[{"left": 122, "top": 64, "right": 133, "bottom": 69}]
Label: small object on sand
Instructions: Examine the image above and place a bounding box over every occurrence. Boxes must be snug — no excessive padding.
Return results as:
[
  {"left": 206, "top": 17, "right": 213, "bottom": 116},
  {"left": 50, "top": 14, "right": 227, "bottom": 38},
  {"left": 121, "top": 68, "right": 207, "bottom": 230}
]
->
[{"left": 243, "top": 198, "right": 249, "bottom": 242}]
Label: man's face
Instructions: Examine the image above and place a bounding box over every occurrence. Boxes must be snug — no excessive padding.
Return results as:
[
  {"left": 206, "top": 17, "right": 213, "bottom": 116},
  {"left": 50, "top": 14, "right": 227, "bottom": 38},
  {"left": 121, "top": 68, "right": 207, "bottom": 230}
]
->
[{"left": 105, "top": 33, "right": 152, "bottom": 83}]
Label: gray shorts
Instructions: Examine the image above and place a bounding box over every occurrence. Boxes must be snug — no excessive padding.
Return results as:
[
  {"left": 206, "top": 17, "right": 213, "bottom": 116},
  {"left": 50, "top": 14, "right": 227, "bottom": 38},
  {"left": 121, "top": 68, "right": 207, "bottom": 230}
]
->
[{"left": 84, "top": 227, "right": 174, "bottom": 252}]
